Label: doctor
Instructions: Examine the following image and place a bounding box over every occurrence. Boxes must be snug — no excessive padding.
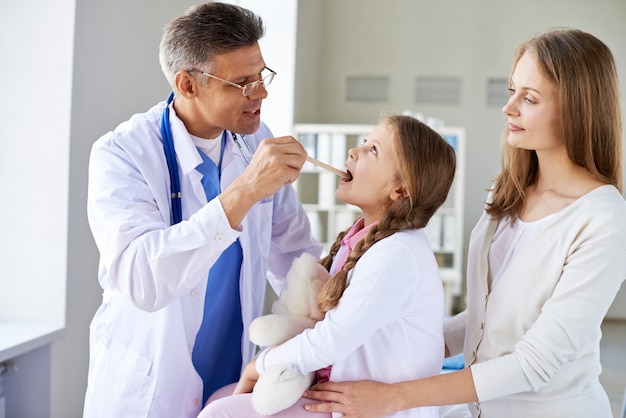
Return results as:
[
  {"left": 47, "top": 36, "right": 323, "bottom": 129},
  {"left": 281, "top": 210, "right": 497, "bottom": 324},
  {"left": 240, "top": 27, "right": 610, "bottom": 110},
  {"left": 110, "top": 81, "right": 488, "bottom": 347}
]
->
[{"left": 84, "top": 3, "right": 321, "bottom": 417}]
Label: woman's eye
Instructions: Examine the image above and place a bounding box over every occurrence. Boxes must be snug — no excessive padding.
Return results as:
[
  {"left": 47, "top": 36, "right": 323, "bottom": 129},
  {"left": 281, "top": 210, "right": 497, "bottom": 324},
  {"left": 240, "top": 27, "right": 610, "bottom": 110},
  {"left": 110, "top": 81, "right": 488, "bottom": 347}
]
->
[
  {"left": 524, "top": 96, "right": 536, "bottom": 104},
  {"left": 507, "top": 88, "right": 515, "bottom": 96}
]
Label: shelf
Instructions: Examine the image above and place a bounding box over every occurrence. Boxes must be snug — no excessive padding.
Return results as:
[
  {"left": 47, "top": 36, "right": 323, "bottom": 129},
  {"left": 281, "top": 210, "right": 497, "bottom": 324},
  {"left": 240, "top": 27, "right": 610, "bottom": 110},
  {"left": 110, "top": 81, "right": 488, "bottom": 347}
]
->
[
  {"left": 292, "top": 123, "right": 465, "bottom": 315},
  {"left": 0, "top": 321, "right": 65, "bottom": 363}
]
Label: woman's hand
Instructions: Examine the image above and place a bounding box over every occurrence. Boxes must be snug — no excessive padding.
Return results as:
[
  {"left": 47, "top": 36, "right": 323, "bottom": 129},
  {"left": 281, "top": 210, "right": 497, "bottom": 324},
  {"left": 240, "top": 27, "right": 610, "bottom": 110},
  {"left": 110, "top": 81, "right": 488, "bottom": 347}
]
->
[
  {"left": 232, "top": 359, "right": 260, "bottom": 395},
  {"left": 303, "top": 380, "right": 395, "bottom": 418}
]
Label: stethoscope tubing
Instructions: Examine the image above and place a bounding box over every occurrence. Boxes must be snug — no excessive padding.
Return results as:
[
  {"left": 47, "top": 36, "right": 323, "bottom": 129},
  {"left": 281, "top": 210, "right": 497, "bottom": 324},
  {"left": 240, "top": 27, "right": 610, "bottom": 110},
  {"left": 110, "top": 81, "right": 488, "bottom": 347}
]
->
[{"left": 160, "top": 92, "right": 252, "bottom": 225}]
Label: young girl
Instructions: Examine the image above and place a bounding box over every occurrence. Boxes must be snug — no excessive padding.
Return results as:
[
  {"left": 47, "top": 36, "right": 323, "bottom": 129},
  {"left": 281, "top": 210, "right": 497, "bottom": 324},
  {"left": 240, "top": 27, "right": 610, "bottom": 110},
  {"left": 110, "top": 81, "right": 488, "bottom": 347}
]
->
[
  {"left": 304, "top": 28, "right": 626, "bottom": 418},
  {"left": 197, "top": 115, "right": 457, "bottom": 417}
]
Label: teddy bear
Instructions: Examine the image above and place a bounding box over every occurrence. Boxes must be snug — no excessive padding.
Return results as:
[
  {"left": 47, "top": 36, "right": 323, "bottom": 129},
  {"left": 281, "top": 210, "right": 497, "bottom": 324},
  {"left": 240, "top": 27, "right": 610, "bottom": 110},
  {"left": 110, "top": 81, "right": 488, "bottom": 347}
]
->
[{"left": 248, "top": 252, "right": 331, "bottom": 416}]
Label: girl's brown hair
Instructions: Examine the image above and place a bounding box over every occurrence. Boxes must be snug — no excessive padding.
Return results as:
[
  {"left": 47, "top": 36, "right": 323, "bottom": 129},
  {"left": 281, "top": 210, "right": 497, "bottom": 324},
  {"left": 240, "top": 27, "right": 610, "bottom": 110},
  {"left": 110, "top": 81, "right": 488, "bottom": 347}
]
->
[
  {"left": 487, "top": 28, "right": 623, "bottom": 220},
  {"left": 317, "top": 115, "right": 457, "bottom": 312}
]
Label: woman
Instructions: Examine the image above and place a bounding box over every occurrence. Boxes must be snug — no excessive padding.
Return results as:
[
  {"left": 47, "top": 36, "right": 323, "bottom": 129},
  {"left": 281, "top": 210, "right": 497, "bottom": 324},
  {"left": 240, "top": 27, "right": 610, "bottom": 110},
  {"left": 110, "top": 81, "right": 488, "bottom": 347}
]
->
[{"left": 304, "top": 28, "right": 626, "bottom": 418}]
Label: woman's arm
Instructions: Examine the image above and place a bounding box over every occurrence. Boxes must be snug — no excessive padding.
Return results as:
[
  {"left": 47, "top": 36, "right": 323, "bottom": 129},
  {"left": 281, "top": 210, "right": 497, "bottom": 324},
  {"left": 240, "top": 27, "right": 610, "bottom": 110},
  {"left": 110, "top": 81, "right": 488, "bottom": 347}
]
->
[{"left": 303, "top": 368, "right": 478, "bottom": 417}]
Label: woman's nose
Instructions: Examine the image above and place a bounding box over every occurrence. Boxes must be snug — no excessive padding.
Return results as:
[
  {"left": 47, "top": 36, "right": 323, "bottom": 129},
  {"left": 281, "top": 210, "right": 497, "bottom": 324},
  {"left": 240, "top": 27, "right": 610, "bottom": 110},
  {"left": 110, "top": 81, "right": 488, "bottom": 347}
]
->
[{"left": 502, "top": 96, "right": 517, "bottom": 116}]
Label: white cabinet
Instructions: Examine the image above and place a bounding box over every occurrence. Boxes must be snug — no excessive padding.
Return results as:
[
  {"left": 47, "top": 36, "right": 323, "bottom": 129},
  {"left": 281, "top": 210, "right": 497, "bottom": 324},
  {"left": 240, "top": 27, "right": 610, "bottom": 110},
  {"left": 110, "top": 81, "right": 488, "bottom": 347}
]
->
[{"left": 292, "top": 123, "right": 465, "bottom": 315}]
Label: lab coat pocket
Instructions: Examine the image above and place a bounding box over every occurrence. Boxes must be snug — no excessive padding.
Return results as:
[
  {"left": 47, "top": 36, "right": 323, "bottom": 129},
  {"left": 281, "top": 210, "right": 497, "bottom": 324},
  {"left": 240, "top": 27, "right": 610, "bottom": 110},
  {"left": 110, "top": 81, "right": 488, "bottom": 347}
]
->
[{"left": 84, "top": 338, "right": 157, "bottom": 418}]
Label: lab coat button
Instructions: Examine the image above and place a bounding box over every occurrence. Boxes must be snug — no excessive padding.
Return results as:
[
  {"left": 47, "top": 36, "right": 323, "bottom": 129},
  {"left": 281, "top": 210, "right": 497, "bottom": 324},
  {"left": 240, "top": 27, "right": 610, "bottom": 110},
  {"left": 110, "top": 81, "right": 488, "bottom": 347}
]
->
[
  {"left": 193, "top": 398, "right": 200, "bottom": 407},
  {"left": 191, "top": 289, "right": 199, "bottom": 297},
  {"left": 215, "top": 233, "right": 224, "bottom": 242}
]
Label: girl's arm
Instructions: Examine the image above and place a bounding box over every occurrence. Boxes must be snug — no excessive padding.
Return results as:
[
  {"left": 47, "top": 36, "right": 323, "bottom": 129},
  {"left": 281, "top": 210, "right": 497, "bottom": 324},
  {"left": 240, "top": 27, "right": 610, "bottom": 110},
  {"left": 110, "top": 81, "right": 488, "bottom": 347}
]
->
[{"left": 303, "top": 368, "right": 478, "bottom": 417}]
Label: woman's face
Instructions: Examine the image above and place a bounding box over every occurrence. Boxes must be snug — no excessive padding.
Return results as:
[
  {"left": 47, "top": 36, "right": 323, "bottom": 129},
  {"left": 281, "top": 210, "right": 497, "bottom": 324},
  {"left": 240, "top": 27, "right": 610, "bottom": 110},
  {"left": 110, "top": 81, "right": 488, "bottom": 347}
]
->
[
  {"left": 336, "top": 122, "right": 404, "bottom": 226},
  {"left": 502, "top": 52, "right": 564, "bottom": 153}
]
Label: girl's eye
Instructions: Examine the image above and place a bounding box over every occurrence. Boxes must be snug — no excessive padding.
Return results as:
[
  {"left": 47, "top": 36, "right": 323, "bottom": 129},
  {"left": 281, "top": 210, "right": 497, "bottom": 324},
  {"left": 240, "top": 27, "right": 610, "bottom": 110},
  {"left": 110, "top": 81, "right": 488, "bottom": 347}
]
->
[{"left": 369, "top": 145, "right": 377, "bottom": 155}]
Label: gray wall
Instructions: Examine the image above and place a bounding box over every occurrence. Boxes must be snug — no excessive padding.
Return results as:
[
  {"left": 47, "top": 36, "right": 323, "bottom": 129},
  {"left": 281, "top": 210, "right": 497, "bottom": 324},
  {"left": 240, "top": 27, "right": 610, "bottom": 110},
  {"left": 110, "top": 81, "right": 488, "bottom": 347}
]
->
[{"left": 294, "top": 0, "right": 626, "bottom": 316}]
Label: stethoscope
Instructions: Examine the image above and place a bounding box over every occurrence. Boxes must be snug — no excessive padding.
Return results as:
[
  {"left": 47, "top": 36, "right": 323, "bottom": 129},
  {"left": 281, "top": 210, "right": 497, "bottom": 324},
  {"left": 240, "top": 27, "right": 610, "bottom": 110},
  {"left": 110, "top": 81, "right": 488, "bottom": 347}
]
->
[{"left": 160, "top": 92, "right": 254, "bottom": 224}]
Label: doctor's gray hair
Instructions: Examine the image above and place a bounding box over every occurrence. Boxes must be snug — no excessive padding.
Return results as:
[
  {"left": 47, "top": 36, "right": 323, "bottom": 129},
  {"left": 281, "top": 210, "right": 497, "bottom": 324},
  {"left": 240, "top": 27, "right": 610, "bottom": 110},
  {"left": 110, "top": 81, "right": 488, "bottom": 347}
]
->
[{"left": 159, "top": 2, "right": 265, "bottom": 86}]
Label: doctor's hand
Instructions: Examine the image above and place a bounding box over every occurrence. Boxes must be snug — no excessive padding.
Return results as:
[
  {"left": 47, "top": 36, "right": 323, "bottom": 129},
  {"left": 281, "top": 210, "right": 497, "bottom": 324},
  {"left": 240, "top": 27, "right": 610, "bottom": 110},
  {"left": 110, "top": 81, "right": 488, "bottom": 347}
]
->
[
  {"left": 232, "top": 359, "right": 260, "bottom": 395},
  {"left": 303, "top": 380, "right": 394, "bottom": 418},
  {"left": 220, "top": 136, "right": 306, "bottom": 228},
  {"left": 244, "top": 135, "right": 306, "bottom": 195}
]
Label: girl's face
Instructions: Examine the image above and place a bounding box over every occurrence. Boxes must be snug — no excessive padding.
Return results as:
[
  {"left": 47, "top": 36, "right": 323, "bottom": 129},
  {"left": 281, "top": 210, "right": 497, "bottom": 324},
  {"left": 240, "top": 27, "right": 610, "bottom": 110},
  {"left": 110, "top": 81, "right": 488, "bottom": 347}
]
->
[
  {"left": 502, "top": 52, "right": 564, "bottom": 153},
  {"left": 336, "top": 122, "right": 405, "bottom": 226}
]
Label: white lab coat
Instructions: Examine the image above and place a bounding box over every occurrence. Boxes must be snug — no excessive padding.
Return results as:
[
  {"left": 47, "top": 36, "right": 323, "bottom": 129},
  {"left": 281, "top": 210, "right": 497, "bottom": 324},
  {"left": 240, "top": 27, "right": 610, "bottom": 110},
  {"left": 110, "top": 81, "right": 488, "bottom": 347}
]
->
[{"left": 84, "top": 100, "right": 321, "bottom": 418}]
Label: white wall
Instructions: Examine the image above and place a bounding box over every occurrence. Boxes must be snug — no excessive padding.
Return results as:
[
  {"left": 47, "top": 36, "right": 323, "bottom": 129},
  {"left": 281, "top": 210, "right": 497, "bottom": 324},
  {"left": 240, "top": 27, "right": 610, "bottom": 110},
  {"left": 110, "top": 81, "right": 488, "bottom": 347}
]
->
[
  {"left": 236, "top": 0, "right": 299, "bottom": 137},
  {"left": 0, "top": 0, "right": 74, "bottom": 324},
  {"left": 0, "top": 1, "right": 74, "bottom": 416}
]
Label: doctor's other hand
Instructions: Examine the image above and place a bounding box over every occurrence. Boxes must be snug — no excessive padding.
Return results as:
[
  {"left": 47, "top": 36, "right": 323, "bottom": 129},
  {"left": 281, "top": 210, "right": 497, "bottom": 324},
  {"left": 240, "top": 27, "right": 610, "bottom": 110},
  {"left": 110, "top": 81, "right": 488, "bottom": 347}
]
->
[
  {"left": 232, "top": 359, "right": 260, "bottom": 395},
  {"left": 303, "top": 380, "right": 394, "bottom": 418}
]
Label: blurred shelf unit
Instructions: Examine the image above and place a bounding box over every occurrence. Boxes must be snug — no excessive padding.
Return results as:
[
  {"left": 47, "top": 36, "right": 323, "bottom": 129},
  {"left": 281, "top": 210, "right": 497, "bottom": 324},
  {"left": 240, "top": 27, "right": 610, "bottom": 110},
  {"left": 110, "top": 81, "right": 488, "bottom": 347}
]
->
[{"left": 292, "top": 123, "right": 465, "bottom": 315}]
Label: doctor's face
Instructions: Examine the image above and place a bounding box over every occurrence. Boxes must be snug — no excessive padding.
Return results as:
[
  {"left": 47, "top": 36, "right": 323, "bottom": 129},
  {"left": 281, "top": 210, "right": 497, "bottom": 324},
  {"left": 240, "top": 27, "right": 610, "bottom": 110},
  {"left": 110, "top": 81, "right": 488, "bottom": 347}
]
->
[{"left": 186, "top": 43, "right": 269, "bottom": 138}]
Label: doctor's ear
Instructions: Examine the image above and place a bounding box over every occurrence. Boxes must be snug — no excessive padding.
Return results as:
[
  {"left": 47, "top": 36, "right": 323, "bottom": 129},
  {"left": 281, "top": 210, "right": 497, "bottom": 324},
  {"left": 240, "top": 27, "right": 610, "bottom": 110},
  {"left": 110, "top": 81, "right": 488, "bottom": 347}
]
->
[{"left": 174, "top": 70, "right": 200, "bottom": 98}]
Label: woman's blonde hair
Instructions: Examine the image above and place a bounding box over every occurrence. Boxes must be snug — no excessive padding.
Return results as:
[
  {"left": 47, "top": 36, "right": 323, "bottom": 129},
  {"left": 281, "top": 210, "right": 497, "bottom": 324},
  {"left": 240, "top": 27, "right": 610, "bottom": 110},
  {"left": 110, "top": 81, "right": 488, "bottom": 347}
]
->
[
  {"left": 487, "top": 28, "right": 623, "bottom": 220},
  {"left": 317, "top": 115, "right": 456, "bottom": 312}
]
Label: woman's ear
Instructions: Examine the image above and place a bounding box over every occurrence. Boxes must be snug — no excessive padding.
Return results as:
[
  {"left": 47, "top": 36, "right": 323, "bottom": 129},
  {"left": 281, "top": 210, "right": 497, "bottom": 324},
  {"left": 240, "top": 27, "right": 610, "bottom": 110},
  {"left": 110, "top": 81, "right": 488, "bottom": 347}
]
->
[{"left": 174, "top": 70, "right": 199, "bottom": 99}]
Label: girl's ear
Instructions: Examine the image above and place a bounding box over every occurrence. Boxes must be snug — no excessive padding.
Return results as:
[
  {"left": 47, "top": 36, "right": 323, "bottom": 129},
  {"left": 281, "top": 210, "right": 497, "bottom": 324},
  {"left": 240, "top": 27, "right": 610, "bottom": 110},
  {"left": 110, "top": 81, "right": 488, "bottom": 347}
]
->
[{"left": 390, "top": 183, "right": 409, "bottom": 201}]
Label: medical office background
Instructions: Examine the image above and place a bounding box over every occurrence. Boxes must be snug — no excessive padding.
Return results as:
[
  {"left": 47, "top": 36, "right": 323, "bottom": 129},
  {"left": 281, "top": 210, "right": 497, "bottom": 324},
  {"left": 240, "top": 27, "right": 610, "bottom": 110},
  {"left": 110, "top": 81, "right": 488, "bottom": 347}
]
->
[{"left": 0, "top": 0, "right": 625, "bottom": 417}]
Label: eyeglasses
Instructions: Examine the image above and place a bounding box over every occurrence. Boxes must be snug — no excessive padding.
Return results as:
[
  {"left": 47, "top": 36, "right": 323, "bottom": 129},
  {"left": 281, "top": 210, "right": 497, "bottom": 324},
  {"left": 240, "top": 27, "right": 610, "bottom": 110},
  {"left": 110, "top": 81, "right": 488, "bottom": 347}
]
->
[{"left": 189, "top": 66, "right": 276, "bottom": 97}]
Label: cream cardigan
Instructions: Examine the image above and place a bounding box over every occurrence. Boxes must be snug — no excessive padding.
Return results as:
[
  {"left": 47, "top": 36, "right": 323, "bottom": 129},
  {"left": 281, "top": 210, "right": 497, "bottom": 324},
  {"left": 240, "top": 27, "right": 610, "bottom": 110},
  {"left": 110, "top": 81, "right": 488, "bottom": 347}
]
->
[{"left": 445, "top": 185, "right": 626, "bottom": 418}]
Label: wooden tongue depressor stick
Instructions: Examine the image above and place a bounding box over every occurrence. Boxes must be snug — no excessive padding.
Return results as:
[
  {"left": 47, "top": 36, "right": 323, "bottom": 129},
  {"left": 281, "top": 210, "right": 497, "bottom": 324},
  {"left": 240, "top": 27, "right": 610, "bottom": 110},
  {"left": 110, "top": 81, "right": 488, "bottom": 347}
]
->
[{"left": 305, "top": 155, "right": 348, "bottom": 178}]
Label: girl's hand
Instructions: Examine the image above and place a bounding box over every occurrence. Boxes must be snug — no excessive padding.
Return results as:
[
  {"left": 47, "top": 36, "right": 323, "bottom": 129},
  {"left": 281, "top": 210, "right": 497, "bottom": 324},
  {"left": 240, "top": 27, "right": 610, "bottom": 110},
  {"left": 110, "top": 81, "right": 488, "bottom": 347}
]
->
[
  {"left": 303, "top": 380, "right": 394, "bottom": 418},
  {"left": 233, "top": 359, "right": 260, "bottom": 394}
]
